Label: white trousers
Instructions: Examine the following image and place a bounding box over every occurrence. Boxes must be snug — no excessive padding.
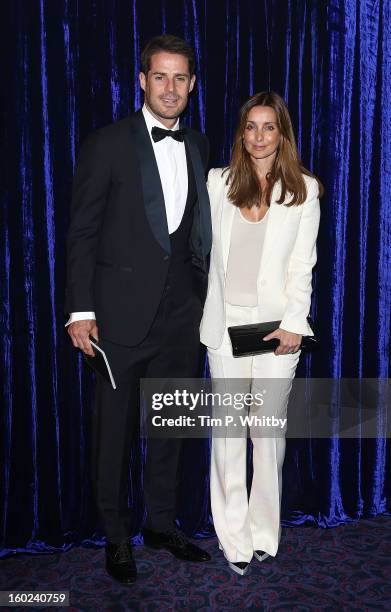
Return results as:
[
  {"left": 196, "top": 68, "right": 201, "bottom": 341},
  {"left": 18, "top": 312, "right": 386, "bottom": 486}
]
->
[{"left": 207, "top": 303, "right": 300, "bottom": 563}]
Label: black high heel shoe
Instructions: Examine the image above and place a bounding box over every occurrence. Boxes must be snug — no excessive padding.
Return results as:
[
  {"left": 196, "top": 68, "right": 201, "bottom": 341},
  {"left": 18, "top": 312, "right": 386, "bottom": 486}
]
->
[
  {"left": 227, "top": 560, "right": 249, "bottom": 576},
  {"left": 254, "top": 549, "right": 269, "bottom": 562}
]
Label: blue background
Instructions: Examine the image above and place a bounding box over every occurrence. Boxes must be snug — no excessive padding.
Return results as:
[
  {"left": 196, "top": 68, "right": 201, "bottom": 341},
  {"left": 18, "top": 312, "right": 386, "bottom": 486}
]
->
[{"left": 1, "top": 0, "right": 390, "bottom": 555}]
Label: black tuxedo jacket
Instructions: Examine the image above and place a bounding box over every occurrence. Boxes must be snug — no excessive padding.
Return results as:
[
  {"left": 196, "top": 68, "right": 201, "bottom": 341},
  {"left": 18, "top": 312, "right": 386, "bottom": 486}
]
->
[{"left": 65, "top": 110, "right": 212, "bottom": 346}]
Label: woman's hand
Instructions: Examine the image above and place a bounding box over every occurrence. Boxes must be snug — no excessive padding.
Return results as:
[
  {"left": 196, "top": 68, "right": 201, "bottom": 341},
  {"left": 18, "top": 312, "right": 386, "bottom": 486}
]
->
[{"left": 263, "top": 328, "right": 302, "bottom": 356}]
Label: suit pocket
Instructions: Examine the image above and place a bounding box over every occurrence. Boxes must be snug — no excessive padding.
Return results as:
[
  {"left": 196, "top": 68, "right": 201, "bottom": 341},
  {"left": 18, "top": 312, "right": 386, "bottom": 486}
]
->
[{"left": 96, "top": 260, "right": 133, "bottom": 273}]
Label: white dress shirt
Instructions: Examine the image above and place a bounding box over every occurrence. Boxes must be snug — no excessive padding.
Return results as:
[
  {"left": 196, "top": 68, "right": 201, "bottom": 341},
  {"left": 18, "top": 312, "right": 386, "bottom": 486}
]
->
[
  {"left": 66, "top": 104, "right": 188, "bottom": 326},
  {"left": 142, "top": 104, "right": 188, "bottom": 232}
]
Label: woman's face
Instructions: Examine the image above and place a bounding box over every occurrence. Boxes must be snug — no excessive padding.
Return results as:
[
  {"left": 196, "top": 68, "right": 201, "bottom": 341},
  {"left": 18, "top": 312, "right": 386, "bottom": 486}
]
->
[{"left": 242, "top": 105, "right": 281, "bottom": 164}]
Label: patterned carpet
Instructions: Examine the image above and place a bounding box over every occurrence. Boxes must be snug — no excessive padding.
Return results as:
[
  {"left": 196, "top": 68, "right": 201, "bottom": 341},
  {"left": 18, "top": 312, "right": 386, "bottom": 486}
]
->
[{"left": 2, "top": 517, "right": 391, "bottom": 611}]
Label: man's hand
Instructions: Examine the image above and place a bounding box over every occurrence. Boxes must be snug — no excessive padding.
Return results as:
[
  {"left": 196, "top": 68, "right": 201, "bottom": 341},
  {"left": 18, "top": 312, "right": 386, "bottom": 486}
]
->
[
  {"left": 67, "top": 319, "right": 99, "bottom": 357},
  {"left": 263, "top": 328, "right": 302, "bottom": 356}
]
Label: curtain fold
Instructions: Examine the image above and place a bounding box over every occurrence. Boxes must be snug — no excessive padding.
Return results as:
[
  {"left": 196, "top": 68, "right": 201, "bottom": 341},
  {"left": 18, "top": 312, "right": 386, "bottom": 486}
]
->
[{"left": 1, "top": 0, "right": 390, "bottom": 555}]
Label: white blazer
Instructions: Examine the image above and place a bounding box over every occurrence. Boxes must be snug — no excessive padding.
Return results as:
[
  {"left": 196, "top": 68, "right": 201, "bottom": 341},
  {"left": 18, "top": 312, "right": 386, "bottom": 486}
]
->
[{"left": 200, "top": 168, "right": 321, "bottom": 350}]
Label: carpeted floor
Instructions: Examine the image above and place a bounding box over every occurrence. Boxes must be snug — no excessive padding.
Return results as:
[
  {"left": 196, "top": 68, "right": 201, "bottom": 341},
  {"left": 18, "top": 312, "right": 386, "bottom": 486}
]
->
[{"left": 1, "top": 517, "right": 391, "bottom": 611}]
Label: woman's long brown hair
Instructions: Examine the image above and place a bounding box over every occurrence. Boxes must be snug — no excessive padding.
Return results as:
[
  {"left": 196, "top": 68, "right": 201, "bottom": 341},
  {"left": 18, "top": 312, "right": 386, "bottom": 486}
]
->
[{"left": 226, "top": 91, "right": 323, "bottom": 207}]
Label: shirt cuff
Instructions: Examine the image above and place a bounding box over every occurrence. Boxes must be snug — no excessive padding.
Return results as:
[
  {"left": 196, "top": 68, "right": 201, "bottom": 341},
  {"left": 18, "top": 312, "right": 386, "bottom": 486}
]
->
[{"left": 65, "top": 312, "right": 96, "bottom": 327}]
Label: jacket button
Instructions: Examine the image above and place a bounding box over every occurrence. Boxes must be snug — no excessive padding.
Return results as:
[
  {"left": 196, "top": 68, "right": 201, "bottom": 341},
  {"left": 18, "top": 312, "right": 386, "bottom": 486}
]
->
[{"left": 163, "top": 255, "right": 169, "bottom": 261}]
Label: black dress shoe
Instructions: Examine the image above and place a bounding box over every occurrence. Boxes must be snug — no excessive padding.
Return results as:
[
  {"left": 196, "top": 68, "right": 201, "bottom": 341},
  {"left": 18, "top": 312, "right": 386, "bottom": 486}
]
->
[
  {"left": 143, "top": 527, "right": 211, "bottom": 562},
  {"left": 105, "top": 540, "right": 137, "bottom": 584}
]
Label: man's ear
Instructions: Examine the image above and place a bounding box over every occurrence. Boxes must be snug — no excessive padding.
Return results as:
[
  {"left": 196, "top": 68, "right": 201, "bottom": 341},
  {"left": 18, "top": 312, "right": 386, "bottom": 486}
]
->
[
  {"left": 189, "top": 74, "right": 196, "bottom": 93},
  {"left": 139, "top": 72, "right": 146, "bottom": 92}
]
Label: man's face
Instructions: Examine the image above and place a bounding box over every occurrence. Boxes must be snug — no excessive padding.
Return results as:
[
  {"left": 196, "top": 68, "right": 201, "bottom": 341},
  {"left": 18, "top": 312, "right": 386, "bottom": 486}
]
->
[{"left": 139, "top": 52, "right": 196, "bottom": 125}]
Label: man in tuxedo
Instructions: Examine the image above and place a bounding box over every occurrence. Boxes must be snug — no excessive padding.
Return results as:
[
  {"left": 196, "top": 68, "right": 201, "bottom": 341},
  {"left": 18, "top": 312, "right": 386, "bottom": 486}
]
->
[{"left": 65, "top": 35, "right": 212, "bottom": 584}]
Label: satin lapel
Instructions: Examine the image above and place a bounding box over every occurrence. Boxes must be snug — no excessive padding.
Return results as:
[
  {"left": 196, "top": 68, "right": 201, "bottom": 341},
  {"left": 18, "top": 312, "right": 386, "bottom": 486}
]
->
[
  {"left": 184, "top": 133, "right": 212, "bottom": 257},
  {"left": 128, "top": 110, "right": 170, "bottom": 254},
  {"left": 221, "top": 187, "right": 236, "bottom": 275},
  {"left": 258, "top": 181, "right": 291, "bottom": 276}
]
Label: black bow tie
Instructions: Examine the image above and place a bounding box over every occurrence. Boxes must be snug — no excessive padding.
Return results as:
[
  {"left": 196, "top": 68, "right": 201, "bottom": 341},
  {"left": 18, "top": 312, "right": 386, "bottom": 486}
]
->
[{"left": 151, "top": 126, "right": 186, "bottom": 143}]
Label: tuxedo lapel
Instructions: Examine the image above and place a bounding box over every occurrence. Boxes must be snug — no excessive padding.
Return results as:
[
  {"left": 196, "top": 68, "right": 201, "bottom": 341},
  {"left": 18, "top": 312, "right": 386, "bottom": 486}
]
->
[
  {"left": 184, "top": 133, "right": 212, "bottom": 258},
  {"left": 128, "top": 110, "right": 170, "bottom": 254}
]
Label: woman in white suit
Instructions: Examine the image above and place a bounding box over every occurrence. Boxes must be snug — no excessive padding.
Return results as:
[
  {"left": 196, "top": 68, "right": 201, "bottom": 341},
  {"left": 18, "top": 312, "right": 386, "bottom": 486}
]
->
[{"left": 200, "top": 92, "right": 322, "bottom": 575}]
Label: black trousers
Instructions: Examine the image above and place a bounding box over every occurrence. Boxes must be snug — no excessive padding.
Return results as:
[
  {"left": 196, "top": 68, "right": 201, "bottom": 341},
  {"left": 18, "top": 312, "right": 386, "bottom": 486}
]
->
[{"left": 91, "top": 264, "right": 203, "bottom": 543}]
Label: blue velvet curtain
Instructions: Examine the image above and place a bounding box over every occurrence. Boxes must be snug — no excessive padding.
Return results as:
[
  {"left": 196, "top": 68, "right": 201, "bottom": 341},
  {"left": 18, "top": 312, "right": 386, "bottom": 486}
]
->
[{"left": 1, "top": 0, "right": 390, "bottom": 555}]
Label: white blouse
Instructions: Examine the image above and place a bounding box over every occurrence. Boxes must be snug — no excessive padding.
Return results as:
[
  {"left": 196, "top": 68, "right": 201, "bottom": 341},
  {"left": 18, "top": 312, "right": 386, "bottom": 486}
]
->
[{"left": 225, "top": 207, "right": 269, "bottom": 306}]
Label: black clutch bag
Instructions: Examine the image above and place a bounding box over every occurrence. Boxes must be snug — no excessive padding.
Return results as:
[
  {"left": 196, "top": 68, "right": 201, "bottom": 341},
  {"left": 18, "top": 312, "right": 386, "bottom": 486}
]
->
[{"left": 227, "top": 316, "right": 318, "bottom": 357}]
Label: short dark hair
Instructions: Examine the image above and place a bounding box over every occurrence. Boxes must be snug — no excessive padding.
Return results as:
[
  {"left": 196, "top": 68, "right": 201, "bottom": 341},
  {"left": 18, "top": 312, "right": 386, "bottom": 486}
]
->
[{"left": 140, "top": 35, "right": 195, "bottom": 75}]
